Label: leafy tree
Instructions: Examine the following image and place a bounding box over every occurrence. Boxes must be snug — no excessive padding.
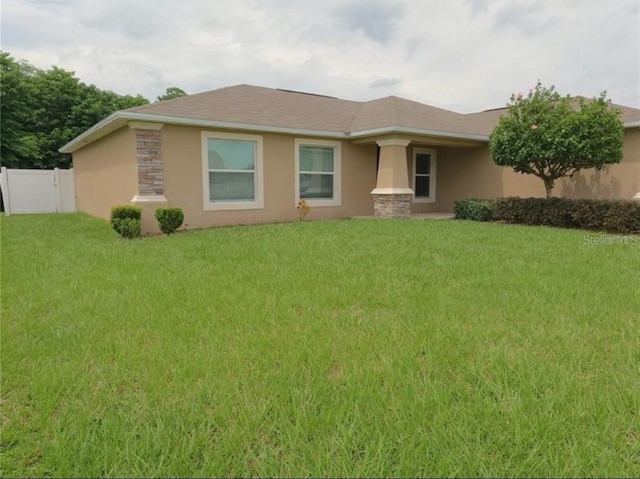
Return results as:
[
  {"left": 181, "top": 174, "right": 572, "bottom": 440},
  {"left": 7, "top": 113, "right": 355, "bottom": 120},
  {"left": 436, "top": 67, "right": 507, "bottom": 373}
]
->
[
  {"left": 29, "top": 66, "right": 89, "bottom": 168},
  {"left": 0, "top": 51, "right": 149, "bottom": 169},
  {"left": 489, "top": 81, "right": 624, "bottom": 198},
  {"left": 29, "top": 67, "right": 149, "bottom": 168},
  {"left": 156, "top": 87, "right": 187, "bottom": 102},
  {"left": 0, "top": 52, "right": 40, "bottom": 167}
]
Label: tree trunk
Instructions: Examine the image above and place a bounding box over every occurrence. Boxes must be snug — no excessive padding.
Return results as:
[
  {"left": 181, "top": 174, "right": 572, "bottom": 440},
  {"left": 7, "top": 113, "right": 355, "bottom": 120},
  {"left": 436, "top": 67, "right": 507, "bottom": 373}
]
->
[{"left": 543, "top": 179, "right": 554, "bottom": 198}]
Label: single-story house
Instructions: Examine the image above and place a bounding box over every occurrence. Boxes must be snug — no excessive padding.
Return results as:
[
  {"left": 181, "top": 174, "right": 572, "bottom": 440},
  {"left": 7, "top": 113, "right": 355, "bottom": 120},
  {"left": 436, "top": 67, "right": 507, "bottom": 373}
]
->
[{"left": 60, "top": 85, "right": 640, "bottom": 233}]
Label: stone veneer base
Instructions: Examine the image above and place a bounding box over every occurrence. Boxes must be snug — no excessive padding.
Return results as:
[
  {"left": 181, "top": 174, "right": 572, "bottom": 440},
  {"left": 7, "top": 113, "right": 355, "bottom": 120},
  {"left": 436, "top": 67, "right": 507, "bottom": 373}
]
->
[{"left": 372, "top": 193, "right": 412, "bottom": 219}]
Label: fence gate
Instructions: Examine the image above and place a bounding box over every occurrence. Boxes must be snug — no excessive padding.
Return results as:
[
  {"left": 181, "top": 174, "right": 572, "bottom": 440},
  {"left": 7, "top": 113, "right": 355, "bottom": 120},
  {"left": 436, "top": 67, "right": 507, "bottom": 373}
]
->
[{"left": 0, "top": 167, "right": 76, "bottom": 215}]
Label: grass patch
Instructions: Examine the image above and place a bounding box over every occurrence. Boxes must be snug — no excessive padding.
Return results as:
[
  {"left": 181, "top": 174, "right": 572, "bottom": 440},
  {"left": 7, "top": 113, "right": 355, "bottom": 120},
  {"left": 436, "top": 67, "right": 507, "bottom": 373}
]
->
[{"left": 1, "top": 213, "right": 639, "bottom": 477}]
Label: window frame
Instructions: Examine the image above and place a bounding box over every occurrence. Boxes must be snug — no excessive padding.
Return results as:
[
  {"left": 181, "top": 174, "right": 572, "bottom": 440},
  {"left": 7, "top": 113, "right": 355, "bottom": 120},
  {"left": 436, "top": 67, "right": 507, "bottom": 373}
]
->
[
  {"left": 294, "top": 138, "right": 342, "bottom": 207},
  {"left": 201, "top": 131, "right": 264, "bottom": 211},
  {"left": 412, "top": 147, "right": 437, "bottom": 203}
]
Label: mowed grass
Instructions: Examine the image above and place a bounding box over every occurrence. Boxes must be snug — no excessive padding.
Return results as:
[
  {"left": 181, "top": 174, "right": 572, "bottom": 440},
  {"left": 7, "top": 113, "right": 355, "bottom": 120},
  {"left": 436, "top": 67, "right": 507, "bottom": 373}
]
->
[{"left": 1, "top": 213, "right": 639, "bottom": 477}]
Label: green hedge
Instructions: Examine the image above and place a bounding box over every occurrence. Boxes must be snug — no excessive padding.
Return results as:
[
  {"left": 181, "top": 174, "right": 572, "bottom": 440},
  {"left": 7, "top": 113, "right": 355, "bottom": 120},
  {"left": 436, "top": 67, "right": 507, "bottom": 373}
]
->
[
  {"left": 111, "top": 205, "right": 142, "bottom": 221},
  {"left": 155, "top": 208, "right": 184, "bottom": 235},
  {"left": 110, "top": 205, "right": 142, "bottom": 238},
  {"left": 493, "top": 197, "right": 640, "bottom": 234},
  {"left": 454, "top": 198, "right": 495, "bottom": 221}
]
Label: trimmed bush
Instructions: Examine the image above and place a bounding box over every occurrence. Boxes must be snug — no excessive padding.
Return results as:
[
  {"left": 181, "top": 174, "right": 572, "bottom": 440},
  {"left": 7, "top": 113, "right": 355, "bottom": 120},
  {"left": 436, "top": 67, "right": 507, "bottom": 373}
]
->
[
  {"left": 112, "top": 217, "right": 142, "bottom": 238},
  {"left": 111, "top": 205, "right": 142, "bottom": 221},
  {"left": 454, "top": 198, "right": 495, "bottom": 221},
  {"left": 493, "top": 197, "right": 640, "bottom": 234},
  {"left": 110, "top": 205, "right": 142, "bottom": 238},
  {"left": 155, "top": 208, "right": 184, "bottom": 235}
]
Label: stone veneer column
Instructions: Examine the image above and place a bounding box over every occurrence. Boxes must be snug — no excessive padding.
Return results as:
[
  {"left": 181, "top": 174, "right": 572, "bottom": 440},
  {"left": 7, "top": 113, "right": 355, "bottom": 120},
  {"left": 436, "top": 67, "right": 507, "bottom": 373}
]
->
[
  {"left": 128, "top": 121, "right": 168, "bottom": 233},
  {"left": 371, "top": 138, "right": 413, "bottom": 218}
]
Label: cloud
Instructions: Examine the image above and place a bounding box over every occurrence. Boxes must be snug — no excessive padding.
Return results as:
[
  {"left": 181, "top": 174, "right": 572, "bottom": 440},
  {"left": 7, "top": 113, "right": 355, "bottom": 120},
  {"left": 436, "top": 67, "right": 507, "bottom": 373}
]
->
[
  {"left": 369, "top": 78, "right": 402, "bottom": 88},
  {"left": 467, "top": 0, "right": 488, "bottom": 17},
  {"left": 333, "top": 1, "right": 404, "bottom": 44},
  {"left": 2, "top": 0, "right": 638, "bottom": 113},
  {"left": 494, "top": 1, "right": 558, "bottom": 35},
  {"left": 1, "top": 0, "right": 75, "bottom": 49}
]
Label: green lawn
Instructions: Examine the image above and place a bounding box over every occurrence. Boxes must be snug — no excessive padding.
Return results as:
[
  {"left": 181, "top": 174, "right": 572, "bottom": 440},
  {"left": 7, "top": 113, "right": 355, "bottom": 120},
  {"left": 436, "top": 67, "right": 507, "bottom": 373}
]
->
[{"left": 1, "top": 213, "right": 639, "bottom": 477}]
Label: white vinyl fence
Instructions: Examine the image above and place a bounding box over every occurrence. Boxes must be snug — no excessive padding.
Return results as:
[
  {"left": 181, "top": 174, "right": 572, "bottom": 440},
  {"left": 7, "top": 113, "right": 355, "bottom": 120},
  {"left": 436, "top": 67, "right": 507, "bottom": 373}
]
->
[{"left": 0, "top": 167, "right": 76, "bottom": 215}]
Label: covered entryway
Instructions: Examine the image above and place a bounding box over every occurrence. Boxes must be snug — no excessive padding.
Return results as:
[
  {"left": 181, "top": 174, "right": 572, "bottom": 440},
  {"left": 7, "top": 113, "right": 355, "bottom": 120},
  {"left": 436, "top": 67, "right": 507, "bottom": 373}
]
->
[{"left": 358, "top": 133, "right": 489, "bottom": 218}]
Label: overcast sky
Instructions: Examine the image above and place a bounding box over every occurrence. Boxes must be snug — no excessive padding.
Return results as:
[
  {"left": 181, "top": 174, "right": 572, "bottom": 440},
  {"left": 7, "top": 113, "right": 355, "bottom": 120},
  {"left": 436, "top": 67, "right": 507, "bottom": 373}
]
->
[{"left": 2, "top": 0, "right": 639, "bottom": 113}]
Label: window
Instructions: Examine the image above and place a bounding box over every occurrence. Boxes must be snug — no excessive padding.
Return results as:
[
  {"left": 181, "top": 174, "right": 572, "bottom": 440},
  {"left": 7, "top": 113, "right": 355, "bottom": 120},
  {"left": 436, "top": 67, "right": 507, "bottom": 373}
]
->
[
  {"left": 201, "top": 131, "right": 263, "bottom": 210},
  {"left": 412, "top": 148, "right": 437, "bottom": 203},
  {"left": 295, "top": 139, "right": 341, "bottom": 207}
]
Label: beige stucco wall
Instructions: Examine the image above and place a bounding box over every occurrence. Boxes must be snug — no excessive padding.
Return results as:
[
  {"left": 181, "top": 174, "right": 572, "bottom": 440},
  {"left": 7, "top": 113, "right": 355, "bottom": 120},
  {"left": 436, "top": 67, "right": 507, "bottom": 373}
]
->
[
  {"left": 408, "top": 145, "right": 506, "bottom": 213},
  {"left": 557, "top": 128, "right": 640, "bottom": 199},
  {"left": 407, "top": 128, "right": 639, "bottom": 212},
  {"left": 498, "top": 128, "right": 639, "bottom": 200},
  {"left": 73, "top": 126, "right": 137, "bottom": 220},
  {"left": 161, "top": 125, "right": 377, "bottom": 229},
  {"left": 71, "top": 124, "right": 638, "bottom": 228}
]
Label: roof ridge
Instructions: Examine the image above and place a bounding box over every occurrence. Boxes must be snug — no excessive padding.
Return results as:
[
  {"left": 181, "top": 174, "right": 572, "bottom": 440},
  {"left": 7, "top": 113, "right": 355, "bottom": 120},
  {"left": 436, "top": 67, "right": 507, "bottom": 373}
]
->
[
  {"left": 389, "top": 96, "right": 399, "bottom": 125},
  {"left": 275, "top": 88, "right": 339, "bottom": 99},
  {"left": 391, "top": 95, "right": 467, "bottom": 115},
  {"left": 126, "top": 84, "right": 248, "bottom": 113},
  {"left": 344, "top": 96, "right": 373, "bottom": 132}
]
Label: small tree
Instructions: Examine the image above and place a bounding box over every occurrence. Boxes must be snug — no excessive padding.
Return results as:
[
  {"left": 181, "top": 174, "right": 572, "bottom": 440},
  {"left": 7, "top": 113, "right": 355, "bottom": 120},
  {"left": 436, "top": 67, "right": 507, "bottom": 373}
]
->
[{"left": 489, "top": 81, "right": 624, "bottom": 198}]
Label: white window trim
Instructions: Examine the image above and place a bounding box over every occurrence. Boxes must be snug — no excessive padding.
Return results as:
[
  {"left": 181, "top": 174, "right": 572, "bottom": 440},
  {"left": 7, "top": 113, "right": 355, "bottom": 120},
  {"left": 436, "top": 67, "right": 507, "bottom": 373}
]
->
[
  {"left": 294, "top": 138, "right": 342, "bottom": 207},
  {"left": 412, "top": 147, "right": 437, "bottom": 204},
  {"left": 201, "top": 131, "right": 264, "bottom": 211}
]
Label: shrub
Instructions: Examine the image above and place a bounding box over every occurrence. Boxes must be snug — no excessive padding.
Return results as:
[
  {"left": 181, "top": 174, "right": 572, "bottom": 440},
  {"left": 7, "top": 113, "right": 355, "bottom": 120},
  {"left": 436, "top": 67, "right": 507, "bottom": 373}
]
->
[
  {"left": 577, "top": 199, "right": 640, "bottom": 234},
  {"left": 112, "top": 217, "right": 142, "bottom": 238},
  {"left": 111, "top": 205, "right": 142, "bottom": 221},
  {"left": 155, "top": 208, "right": 184, "bottom": 234},
  {"left": 493, "top": 197, "right": 640, "bottom": 234},
  {"left": 454, "top": 198, "right": 495, "bottom": 221},
  {"left": 111, "top": 205, "right": 142, "bottom": 238}
]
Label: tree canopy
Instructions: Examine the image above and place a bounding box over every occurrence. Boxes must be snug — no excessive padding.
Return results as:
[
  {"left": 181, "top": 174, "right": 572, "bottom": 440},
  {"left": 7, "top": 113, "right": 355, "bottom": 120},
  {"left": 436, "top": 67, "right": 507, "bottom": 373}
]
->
[
  {"left": 157, "top": 87, "right": 188, "bottom": 102},
  {"left": 0, "top": 53, "right": 40, "bottom": 167},
  {"left": 0, "top": 52, "right": 186, "bottom": 169},
  {"left": 489, "top": 81, "right": 624, "bottom": 197}
]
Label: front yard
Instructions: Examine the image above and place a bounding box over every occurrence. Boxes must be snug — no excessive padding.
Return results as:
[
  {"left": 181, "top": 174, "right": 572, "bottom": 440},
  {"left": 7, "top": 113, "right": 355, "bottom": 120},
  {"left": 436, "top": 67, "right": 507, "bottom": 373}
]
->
[{"left": 1, "top": 214, "right": 639, "bottom": 477}]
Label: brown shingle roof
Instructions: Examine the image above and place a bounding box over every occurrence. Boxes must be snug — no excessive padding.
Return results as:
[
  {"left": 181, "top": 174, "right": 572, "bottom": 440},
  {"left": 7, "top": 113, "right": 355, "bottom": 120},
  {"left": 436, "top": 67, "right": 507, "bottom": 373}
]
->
[
  {"left": 128, "top": 85, "right": 362, "bottom": 133},
  {"left": 60, "top": 84, "right": 640, "bottom": 153},
  {"left": 126, "top": 84, "right": 493, "bottom": 137},
  {"left": 127, "top": 84, "right": 640, "bottom": 137},
  {"left": 348, "top": 96, "right": 481, "bottom": 134},
  {"left": 464, "top": 102, "right": 640, "bottom": 136},
  {"left": 614, "top": 103, "right": 640, "bottom": 123}
]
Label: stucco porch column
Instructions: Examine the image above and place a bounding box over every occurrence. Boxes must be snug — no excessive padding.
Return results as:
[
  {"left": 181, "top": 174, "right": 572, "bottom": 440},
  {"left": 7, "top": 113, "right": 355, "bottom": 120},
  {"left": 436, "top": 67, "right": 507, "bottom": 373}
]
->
[
  {"left": 129, "top": 121, "right": 168, "bottom": 233},
  {"left": 371, "top": 138, "right": 413, "bottom": 218}
]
